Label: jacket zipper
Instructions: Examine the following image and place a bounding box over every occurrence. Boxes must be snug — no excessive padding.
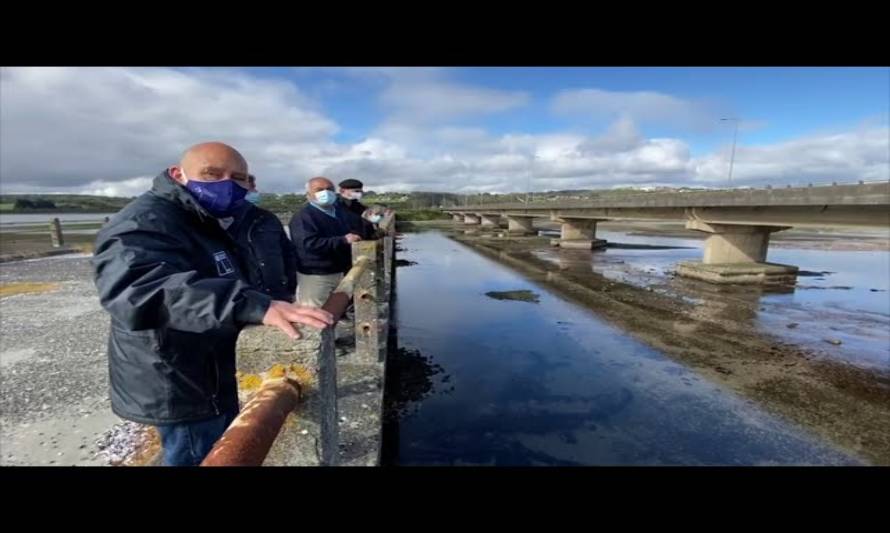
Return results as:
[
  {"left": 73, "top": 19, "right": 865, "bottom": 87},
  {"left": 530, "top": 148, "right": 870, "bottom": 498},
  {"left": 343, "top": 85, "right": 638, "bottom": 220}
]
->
[{"left": 210, "top": 357, "right": 221, "bottom": 416}]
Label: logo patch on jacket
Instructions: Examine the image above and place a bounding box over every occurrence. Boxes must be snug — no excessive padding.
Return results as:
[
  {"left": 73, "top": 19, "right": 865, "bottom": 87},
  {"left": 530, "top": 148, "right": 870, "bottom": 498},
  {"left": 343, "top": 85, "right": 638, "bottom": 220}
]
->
[{"left": 213, "top": 251, "right": 235, "bottom": 276}]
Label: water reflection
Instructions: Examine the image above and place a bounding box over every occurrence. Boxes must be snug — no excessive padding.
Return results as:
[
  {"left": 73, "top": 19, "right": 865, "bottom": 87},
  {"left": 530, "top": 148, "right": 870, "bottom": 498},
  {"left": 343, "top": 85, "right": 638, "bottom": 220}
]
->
[
  {"left": 683, "top": 283, "right": 796, "bottom": 323},
  {"left": 532, "top": 229, "right": 889, "bottom": 370},
  {"left": 383, "top": 347, "right": 447, "bottom": 422}
]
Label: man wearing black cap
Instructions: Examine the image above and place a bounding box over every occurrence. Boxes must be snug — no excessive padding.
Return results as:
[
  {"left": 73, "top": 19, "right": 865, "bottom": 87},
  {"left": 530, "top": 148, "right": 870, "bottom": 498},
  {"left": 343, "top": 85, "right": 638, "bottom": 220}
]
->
[
  {"left": 337, "top": 178, "right": 368, "bottom": 218},
  {"left": 338, "top": 178, "right": 378, "bottom": 240}
]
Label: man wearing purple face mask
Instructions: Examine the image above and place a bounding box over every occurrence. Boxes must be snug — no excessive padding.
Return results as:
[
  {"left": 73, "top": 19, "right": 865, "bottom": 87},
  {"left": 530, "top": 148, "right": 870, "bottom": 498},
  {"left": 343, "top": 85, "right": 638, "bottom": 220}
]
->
[{"left": 92, "top": 142, "right": 333, "bottom": 466}]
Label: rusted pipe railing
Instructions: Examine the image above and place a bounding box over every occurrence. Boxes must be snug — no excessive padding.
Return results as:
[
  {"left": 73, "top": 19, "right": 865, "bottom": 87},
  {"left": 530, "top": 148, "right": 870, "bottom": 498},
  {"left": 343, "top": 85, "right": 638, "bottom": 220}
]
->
[
  {"left": 352, "top": 240, "right": 386, "bottom": 363},
  {"left": 201, "top": 378, "right": 302, "bottom": 467},
  {"left": 380, "top": 211, "right": 396, "bottom": 302},
  {"left": 322, "top": 255, "right": 371, "bottom": 320},
  {"left": 201, "top": 255, "right": 372, "bottom": 467}
]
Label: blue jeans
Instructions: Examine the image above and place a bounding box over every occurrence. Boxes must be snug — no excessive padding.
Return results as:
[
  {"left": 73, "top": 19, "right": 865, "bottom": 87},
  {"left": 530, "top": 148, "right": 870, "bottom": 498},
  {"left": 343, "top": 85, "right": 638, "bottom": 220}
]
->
[{"left": 156, "top": 410, "right": 238, "bottom": 466}]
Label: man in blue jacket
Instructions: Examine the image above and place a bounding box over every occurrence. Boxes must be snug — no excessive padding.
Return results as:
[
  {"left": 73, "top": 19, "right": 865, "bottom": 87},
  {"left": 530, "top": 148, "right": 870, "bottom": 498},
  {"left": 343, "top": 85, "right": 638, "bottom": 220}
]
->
[
  {"left": 289, "top": 176, "right": 364, "bottom": 307},
  {"left": 93, "top": 142, "right": 333, "bottom": 466}
]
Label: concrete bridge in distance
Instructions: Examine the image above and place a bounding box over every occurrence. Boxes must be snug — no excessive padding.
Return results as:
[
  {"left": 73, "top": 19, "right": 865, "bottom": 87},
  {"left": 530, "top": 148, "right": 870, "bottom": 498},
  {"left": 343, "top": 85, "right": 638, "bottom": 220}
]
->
[{"left": 443, "top": 181, "right": 890, "bottom": 284}]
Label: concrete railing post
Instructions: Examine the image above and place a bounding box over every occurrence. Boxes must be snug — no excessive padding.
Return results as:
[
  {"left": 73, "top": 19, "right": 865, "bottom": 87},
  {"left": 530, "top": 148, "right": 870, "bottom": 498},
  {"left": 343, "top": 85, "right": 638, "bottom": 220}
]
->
[
  {"left": 317, "top": 326, "right": 339, "bottom": 465},
  {"left": 383, "top": 233, "right": 394, "bottom": 302},
  {"left": 385, "top": 223, "right": 398, "bottom": 359},
  {"left": 352, "top": 240, "right": 385, "bottom": 363},
  {"left": 49, "top": 218, "right": 64, "bottom": 248}
]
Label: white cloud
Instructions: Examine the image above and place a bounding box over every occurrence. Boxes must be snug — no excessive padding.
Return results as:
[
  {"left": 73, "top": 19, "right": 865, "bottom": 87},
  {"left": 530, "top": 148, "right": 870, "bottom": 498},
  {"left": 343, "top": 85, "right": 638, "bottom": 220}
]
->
[
  {"left": 552, "top": 88, "right": 723, "bottom": 131},
  {"left": 0, "top": 67, "right": 337, "bottom": 193},
  {"left": 690, "top": 126, "right": 889, "bottom": 185},
  {"left": 380, "top": 80, "right": 530, "bottom": 124},
  {"left": 1, "top": 67, "right": 885, "bottom": 198}
]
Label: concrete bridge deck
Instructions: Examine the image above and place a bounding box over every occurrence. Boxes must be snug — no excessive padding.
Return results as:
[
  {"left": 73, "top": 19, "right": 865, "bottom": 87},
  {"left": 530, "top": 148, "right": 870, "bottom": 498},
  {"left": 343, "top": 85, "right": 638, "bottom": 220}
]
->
[
  {"left": 444, "top": 182, "right": 890, "bottom": 284},
  {"left": 446, "top": 182, "right": 890, "bottom": 227}
]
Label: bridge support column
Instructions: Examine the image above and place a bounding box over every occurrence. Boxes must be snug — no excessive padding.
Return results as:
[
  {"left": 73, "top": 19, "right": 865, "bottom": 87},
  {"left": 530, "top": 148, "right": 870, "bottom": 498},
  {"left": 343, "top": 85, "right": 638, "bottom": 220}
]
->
[
  {"left": 479, "top": 214, "right": 500, "bottom": 228},
  {"left": 463, "top": 214, "right": 480, "bottom": 225},
  {"left": 506, "top": 216, "right": 536, "bottom": 235},
  {"left": 551, "top": 217, "right": 607, "bottom": 249},
  {"left": 677, "top": 220, "right": 798, "bottom": 284},
  {"left": 452, "top": 214, "right": 462, "bottom": 222}
]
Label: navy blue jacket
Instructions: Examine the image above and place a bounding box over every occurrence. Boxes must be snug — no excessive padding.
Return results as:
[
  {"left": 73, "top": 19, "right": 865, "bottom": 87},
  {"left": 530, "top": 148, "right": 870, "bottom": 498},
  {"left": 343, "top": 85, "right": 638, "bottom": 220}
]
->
[
  {"left": 290, "top": 202, "right": 359, "bottom": 275},
  {"left": 228, "top": 204, "right": 298, "bottom": 302}
]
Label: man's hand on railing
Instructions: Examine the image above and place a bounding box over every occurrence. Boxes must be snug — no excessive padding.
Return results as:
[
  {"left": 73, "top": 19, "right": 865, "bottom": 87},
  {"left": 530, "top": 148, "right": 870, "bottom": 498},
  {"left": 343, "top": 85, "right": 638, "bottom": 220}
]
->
[
  {"left": 344, "top": 233, "right": 363, "bottom": 244},
  {"left": 262, "top": 301, "right": 334, "bottom": 340}
]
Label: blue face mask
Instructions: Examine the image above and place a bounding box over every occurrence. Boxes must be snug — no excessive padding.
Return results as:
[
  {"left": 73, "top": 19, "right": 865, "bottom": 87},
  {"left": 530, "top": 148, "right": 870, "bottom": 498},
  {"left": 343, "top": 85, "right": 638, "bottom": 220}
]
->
[
  {"left": 245, "top": 191, "right": 261, "bottom": 205},
  {"left": 313, "top": 189, "right": 337, "bottom": 207},
  {"left": 182, "top": 171, "right": 248, "bottom": 218}
]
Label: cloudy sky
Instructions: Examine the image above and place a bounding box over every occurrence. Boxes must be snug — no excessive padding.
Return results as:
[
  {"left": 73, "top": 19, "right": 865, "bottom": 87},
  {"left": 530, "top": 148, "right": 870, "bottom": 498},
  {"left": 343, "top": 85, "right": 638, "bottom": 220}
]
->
[{"left": 1, "top": 67, "right": 887, "bottom": 197}]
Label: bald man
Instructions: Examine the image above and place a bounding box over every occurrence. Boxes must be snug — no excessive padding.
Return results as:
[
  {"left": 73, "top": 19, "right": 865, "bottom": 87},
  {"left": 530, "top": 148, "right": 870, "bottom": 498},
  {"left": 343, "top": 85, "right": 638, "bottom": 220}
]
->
[
  {"left": 92, "top": 142, "right": 333, "bottom": 466},
  {"left": 289, "top": 177, "right": 364, "bottom": 308}
]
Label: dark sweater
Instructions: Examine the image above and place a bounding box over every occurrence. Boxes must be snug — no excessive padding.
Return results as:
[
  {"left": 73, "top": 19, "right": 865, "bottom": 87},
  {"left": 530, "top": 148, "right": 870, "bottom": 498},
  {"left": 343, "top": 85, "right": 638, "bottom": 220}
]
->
[
  {"left": 339, "top": 197, "right": 377, "bottom": 239},
  {"left": 289, "top": 202, "right": 355, "bottom": 275},
  {"left": 340, "top": 197, "right": 367, "bottom": 217}
]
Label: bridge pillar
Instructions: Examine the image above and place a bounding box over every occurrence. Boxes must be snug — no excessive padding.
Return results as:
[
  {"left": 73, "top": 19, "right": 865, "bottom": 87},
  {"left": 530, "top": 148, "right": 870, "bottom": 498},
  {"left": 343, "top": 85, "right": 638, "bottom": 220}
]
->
[
  {"left": 551, "top": 217, "right": 607, "bottom": 249},
  {"left": 452, "top": 214, "right": 462, "bottom": 222},
  {"left": 463, "top": 214, "right": 480, "bottom": 225},
  {"left": 479, "top": 214, "right": 500, "bottom": 227},
  {"left": 677, "top": 220, "right": 798, "bottom": 284},
  {"left": 506, "top": 216, "right": 536, "bottom": 235}
]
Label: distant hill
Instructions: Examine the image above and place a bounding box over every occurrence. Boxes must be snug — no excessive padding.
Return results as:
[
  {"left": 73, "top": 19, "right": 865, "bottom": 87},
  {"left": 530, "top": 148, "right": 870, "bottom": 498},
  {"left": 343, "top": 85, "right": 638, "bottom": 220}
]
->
[{"left": 0, "top": 194, "right": 133, "bottom": 213}]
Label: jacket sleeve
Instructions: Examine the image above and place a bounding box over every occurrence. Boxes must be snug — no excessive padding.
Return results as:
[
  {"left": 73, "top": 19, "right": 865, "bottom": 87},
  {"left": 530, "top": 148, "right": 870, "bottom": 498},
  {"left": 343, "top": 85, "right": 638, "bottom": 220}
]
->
[
  {"left": 295, "top": 209, "right": 350, "bottom": 256},
  {"left": 92, "top": 220, "right": 272, "bottom": 332}
]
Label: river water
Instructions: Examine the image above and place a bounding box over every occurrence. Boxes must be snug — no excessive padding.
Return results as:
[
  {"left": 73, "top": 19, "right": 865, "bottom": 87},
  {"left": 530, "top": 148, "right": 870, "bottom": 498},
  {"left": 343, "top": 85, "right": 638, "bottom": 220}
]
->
[{"left": 383, "top": 230, "right": 864, "bottom": 465}]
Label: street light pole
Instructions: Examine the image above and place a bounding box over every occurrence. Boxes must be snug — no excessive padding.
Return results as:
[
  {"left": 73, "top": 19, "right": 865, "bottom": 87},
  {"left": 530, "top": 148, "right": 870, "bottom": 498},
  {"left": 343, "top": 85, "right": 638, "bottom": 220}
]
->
[
  {"left": 721, "top": 117, "right": 739, "bottom": 187},
  {"left": 525, "top": 160, "right": 532, "bottom": 205},
  {"left": 524, "top": 155, "right": 536, "bottom": 213}
]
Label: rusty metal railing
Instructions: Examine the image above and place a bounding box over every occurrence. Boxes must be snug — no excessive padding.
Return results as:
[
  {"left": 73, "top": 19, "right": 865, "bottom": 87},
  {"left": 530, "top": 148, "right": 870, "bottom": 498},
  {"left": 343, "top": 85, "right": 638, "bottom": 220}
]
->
[{"left": 200, "top": 378, "right": 303, "bottom": 466}]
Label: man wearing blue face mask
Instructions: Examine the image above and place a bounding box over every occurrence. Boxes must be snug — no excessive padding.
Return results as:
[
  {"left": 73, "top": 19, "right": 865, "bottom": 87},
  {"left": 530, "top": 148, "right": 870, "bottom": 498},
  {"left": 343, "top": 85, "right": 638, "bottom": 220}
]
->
[
  {"left": 92, "top": 142, "right": 333, "bottom": 466},
  {"left": 290, "top": 176, "right": 364, "bottom": 307},
  {"left": 227, "top": 174, "right": 298, "bottom": 302}
]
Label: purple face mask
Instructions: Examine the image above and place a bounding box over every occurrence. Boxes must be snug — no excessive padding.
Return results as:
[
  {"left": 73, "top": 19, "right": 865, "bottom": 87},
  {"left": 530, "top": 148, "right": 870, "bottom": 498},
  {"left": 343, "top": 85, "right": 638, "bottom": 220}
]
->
[{"left": 181, "top": 171, "right": 248, "bottom": 218}]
